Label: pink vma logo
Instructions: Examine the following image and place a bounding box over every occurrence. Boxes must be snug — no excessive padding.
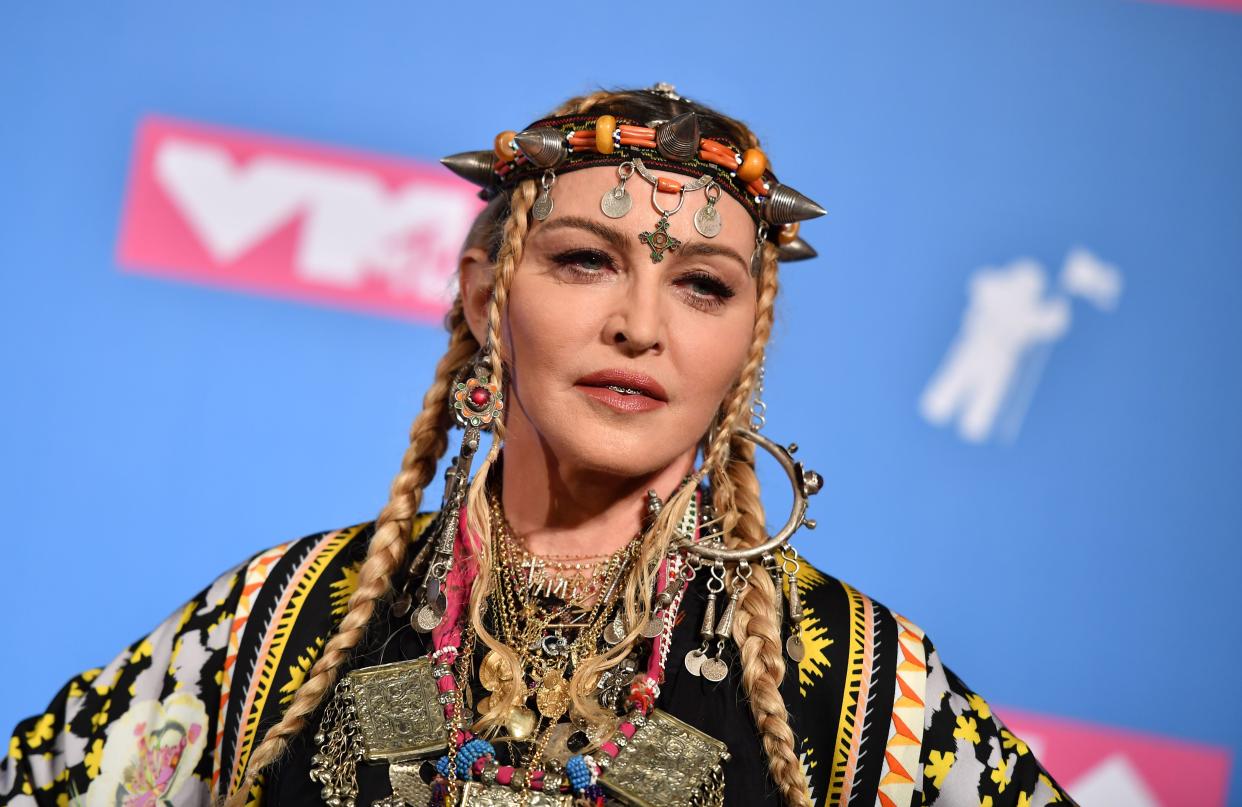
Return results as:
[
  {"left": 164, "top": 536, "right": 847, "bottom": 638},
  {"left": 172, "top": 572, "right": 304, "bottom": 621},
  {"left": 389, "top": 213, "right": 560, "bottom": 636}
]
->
[
  {"left": 1001, "top": 708, "right": 1231, "bottom": 806},
  {"left": 118, "top": 116, "right": 484, "bottom": 322}
]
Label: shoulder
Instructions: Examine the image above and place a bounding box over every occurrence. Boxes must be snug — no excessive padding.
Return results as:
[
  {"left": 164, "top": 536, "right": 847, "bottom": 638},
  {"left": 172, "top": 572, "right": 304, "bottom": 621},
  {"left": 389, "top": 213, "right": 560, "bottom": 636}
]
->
[
  {"left": 792, "top": 559, "right": 931, "bottom": 699},
  {"left": 791, "top": 561, "right": 1073, "bottom": 806},
  {"left": 213, "top": 514, "right": 440, "bottom": 797},
  {"left": 789, "top": 561, "right": 935, "bottom": 806},
  {"left": 236, "top": 513, "right": 439, "bottom": 609}
]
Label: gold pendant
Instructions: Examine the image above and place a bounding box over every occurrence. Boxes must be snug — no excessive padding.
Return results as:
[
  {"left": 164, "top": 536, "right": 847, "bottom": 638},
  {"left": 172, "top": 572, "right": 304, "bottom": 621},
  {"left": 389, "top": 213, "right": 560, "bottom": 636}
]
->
[
  {"left": 478, "top": 649, "right": 512, "bottom": 692},
  {"left": 535, "top": 669, "right": 570, "bottom": 720},
  {"left": 504, "top": 705, "right": 537, "bottom": 740}
]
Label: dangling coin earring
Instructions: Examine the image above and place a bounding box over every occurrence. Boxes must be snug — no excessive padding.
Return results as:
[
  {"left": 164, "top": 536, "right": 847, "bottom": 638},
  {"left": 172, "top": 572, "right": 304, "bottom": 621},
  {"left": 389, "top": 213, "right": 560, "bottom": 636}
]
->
[
  {"left": 750, "top": 222, "right": 769, "bottom": 276},
  {"left": 782, "top": 548, "right": 806, "bottom": 662},
  {"left": 532, "top": 169, "right": 556, "bottom": 220},
  {"left": 601, "top": 161, "right": 635, "bottom": 219},
  {"left": 694, "top": 181, "right": 723, "bottom": 238}
]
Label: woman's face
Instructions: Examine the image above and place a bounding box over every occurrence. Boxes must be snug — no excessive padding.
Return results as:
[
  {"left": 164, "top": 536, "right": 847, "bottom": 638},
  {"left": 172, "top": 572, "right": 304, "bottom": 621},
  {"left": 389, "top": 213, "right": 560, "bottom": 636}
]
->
[{"left": 464, "top": 165, "right": 759, "bottom": 480}]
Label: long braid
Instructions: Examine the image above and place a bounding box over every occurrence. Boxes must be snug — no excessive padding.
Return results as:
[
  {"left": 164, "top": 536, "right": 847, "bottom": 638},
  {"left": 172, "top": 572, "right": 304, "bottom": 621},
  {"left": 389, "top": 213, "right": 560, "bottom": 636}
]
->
[
  {"left": 223, "top": 302, "right": 478, "bottom": 805},
  {"left": 725, "top": 245, "right": 811, "bottom": 806},
  {"left": 461, "top": 181, "right": 548, "bottom": 734},
  {"left": 718, "top": 245, "right": 811, "bottom": 805}
]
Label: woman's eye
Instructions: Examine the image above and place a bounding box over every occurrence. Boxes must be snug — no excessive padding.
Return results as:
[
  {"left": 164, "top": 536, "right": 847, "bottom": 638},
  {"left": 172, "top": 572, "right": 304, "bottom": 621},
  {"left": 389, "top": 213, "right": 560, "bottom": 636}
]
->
[
  {"left": 552, "top": 249, "right": 614, "bottom": 277},
  {"left": 676, "top": 271, "right": 736, "bottom": 310}
]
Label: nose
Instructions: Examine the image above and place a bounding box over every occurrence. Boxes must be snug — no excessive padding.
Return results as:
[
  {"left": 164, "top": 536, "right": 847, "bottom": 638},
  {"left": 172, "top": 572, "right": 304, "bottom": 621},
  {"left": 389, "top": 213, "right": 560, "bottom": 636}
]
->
[{"left": 605, "top": 273, "right": 664, "bottom": 356}]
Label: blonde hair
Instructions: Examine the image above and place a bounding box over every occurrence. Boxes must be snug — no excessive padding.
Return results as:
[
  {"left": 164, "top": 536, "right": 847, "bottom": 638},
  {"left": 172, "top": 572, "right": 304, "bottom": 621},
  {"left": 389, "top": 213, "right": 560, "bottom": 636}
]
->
[{"left": 225, "top": 90, "right": 809, "bottom": 806}]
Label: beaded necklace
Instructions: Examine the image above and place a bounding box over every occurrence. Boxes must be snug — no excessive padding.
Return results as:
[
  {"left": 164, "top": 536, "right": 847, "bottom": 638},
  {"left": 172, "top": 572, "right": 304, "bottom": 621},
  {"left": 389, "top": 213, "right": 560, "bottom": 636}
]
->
[
  {"left": 311, "top": 493, "right": 726, "bottom": 807},
  {"left": 424, "top": 496, "right": 702, "bottom": 805}
]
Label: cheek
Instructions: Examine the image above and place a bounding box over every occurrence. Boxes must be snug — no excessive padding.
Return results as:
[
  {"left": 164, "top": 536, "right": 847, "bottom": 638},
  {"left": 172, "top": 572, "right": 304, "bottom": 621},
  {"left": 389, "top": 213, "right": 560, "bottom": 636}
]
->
[
  {"left": 502, "top": 273, "right": 593, "bottom": 393},
  {"left": 673, "top": 306, "right": 757, "bottom": 418}
]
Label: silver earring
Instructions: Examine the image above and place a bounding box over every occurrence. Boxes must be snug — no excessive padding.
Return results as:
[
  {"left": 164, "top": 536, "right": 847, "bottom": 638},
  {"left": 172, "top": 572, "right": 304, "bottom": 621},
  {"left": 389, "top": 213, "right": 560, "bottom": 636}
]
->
[{"left": 412, "top": 349, "right": 505, "bottom": 633}]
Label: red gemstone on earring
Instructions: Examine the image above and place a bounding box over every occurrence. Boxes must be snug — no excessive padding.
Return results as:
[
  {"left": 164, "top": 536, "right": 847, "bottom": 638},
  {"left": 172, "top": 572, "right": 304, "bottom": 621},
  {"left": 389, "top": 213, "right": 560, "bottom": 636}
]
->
[{"left": 468, "top": 387, "right": 492, "bottom": 409}]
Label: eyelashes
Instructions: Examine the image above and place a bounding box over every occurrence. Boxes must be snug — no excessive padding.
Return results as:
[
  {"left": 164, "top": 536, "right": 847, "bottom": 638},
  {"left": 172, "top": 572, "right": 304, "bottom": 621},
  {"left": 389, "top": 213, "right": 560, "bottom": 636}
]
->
[{"left": 549, "top": 248, "right": 737, "bottom": 312}]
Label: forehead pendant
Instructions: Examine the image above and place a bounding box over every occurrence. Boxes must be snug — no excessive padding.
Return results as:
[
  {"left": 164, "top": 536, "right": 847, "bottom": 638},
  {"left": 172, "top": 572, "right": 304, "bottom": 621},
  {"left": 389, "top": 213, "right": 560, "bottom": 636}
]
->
[
  {"left": 631, "top": 158, "right": 712, "bottom": 264},
  {"left": 639, "top": 217, "right": 682, "bottom": 264}
]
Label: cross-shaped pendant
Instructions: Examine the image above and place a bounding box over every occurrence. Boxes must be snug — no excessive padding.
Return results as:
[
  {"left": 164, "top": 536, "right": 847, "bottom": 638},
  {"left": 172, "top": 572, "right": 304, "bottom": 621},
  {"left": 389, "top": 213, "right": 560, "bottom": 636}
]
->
[{"left": 638, "top": 216, "right": 682, "bottom": 263}]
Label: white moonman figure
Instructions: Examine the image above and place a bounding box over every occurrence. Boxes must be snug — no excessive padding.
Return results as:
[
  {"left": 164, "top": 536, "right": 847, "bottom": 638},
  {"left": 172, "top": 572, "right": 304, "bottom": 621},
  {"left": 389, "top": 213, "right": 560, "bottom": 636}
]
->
[{"left": 920, "top": 259, "right": 1071, "bottom": 442}]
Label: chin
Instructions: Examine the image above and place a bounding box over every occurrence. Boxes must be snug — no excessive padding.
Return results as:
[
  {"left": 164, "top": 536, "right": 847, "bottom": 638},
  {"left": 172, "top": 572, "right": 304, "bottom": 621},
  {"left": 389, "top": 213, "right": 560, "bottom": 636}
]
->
[{"left": 557, "top": 427, "right": 692, "bottom": 480}]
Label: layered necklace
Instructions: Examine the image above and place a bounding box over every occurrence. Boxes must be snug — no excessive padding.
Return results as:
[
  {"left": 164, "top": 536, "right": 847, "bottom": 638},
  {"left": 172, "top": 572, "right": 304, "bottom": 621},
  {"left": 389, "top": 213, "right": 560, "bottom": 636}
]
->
[
  {"left": 479, "top": 491, "right": 643, "bottom": 768},
  {"left": 311, "top": 492, "right": 730, "bottom": 807}
]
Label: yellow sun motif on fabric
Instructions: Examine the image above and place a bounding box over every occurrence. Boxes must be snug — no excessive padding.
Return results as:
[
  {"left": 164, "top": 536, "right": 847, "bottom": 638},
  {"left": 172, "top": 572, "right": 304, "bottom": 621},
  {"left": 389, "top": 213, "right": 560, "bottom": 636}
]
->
[
  {"left": 791, "top": 563, "right": 833, "bottom": 695},
  {"left": 278, "top": 637, "right": 326, "bottom": 706},
  {"left": 329, "top": 563, "right": 359, "bottom": 617}
]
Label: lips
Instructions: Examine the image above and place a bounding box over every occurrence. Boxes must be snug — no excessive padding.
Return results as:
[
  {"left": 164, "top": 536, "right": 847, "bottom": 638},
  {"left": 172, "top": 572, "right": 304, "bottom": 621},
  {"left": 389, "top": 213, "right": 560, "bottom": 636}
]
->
[{"left": 576, "top": 369, "right": 668, "bottom": 413}]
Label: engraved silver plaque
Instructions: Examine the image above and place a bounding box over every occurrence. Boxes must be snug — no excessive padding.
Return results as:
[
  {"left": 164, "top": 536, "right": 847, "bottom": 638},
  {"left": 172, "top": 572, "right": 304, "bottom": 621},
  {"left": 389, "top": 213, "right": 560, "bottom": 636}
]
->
[
  {"left": 599, "top": 709, "right": 729, "bottom": 807},
  {"left": 347, "top": 657, "right": 448, "bottom": 761},
  {"left": 459, "top": 781, "right": 572, "bottom": 806}
]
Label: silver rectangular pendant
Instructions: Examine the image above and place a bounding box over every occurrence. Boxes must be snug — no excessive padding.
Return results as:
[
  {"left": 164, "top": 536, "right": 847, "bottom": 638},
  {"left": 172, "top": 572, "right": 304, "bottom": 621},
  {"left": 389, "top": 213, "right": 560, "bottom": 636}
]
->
[
  {"left": 459, "top": 782, "right": 572, "bottom": 806},
  {"left": 347, "top": 657, "right": 448, "bottom": 761},
  {"left": 598, "top": 709, "right": 729, "bottom": 807}
]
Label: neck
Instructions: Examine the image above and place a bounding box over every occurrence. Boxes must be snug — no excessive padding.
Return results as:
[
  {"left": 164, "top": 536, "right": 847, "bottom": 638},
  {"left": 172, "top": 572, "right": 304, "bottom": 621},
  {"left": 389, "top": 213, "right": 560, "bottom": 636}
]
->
[{"left": 497, "top": 410, "right": 696, "bottom": 560}]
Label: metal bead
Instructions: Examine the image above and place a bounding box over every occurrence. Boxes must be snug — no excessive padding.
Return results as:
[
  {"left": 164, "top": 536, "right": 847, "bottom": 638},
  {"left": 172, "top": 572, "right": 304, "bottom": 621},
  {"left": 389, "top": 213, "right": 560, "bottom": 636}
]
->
[
  {"left": 762, "top": 183, "right": 827, "bottom": 225},
  {"left": 440, "top": 150, "right": 497, "bottom": 188},
  {"left": 777, "top": 236, "right": 818, "bottom": 262},
  {"left": 514, "top": 128, "right": 568, "bottom": 168},
  {"left": 655, "top": 111, "right": 701, "bottom": 161}
]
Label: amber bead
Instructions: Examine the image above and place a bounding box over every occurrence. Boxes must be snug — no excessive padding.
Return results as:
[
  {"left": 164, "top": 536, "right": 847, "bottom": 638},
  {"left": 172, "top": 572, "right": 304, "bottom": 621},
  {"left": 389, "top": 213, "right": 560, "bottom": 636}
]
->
[
  {"left": 737, "top": 148, "right": 766, "bottom": 182},
  {"left": 595, "top": 115, "right": 617, "bottom": 154},
  {"left": 493, "top": 130, "right": 518, "bottom": 161},
  {"left": 777, "top": 222, "right": 801, "bottom": 245}
]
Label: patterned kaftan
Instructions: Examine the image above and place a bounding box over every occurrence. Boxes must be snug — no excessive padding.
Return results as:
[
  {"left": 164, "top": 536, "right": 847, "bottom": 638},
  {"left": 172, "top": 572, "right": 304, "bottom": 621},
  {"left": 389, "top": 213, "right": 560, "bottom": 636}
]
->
[{"left": 0, "top": 516, "right": 1073, "bottom": 806}]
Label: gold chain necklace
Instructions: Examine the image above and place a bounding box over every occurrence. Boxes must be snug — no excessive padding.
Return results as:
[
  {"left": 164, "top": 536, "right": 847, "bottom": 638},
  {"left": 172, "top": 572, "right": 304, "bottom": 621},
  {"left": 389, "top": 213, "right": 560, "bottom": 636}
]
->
[{"left": 483, "top": 492, "right": 644, "bottom": 773}]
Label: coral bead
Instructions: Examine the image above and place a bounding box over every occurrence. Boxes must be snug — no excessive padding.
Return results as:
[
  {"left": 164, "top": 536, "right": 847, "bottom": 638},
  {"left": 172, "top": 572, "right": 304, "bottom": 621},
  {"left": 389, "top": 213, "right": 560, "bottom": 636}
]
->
[
  {"left": 777, "top": 222, "right": 801, "bottom": 245},
  {"left": 493, "top": 130, "right": 518, "bottom": 161},
  {"left": 469, "top": 387, "right": 492, "bottom": 409},
  {"left": 595, "top": 115, "right": 617, "bottom": 155},
  {"left": 655, "top": 176, "right": 681, "bottom": 194},
  {"left": 737, "top": 148, "right": 767, "bottom": 183}
]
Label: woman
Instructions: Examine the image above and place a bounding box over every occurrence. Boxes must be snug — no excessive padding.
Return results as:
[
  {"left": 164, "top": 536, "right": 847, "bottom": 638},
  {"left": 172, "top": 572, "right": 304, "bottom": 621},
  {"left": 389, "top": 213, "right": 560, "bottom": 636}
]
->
[{"left": 0, "top": 86, "right": 1073, "bottom": 807}]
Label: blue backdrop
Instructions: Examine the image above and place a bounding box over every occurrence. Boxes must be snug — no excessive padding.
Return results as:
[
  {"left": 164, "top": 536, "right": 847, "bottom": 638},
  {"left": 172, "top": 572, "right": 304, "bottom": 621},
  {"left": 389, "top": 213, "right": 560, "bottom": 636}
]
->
[{"left": 2, "top": 1, "right": 1240, "bottom": 802}]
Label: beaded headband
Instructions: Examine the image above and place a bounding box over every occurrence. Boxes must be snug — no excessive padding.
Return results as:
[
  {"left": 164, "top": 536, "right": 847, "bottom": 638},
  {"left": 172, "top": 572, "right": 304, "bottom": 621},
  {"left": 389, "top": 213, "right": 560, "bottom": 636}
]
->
[{"left": 441, "top": 94, "right": 825, "bottom": 267}]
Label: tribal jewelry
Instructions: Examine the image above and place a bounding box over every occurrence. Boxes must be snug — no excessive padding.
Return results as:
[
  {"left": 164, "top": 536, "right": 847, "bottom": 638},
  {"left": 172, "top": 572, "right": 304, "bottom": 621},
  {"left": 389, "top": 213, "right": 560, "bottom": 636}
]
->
[
  {"left": 440, "top": 85, "right": 826, "bottom": 265},
  {"left": 410, "top": 349, "right": 505, "bottom": 635},
  {"left": 493, "top": 497, "right": 632, "bottom": 609}
]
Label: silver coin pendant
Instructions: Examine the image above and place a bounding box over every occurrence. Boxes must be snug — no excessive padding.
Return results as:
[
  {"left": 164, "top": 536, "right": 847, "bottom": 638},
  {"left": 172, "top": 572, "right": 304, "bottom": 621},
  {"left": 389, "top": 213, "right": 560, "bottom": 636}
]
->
[
  {"left": 694, "top": 204, "right": 722, "bottom": 238},
  {"left": 532, "top": 192, "right": 554, "bottom": 221},
  {"left": 785, "top": 634, "right": 806, "bottom": 663},
  {"left": 700, "top": 656, "right": 729, "bottom": 683},
  {"left": 600, "top": 187, "right": 633, "bottom": 219},
  {"left": 640, "top": 615, "right": 664, "bottom": 639},
  {"left": 413, "top": 604, "right": 442, "bottom": 633},
  {"left": 683, "top": 648, "right": 706, "bottom": 677},
  {"left": 603, "top": 616, "right": 625, "bottom": 645}
]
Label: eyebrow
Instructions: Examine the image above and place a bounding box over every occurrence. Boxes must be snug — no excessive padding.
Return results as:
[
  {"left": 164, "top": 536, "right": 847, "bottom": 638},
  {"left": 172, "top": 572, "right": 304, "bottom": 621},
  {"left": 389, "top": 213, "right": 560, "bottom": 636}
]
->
[
  {"left": 676, "top": 241, "right": 750, "bottom": 275},
  {"left": 536, "top": 216, "right": 630, "bottom": 253},
  {"left": 537, "top": 215, "right": 751, "bottom": 275}
]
